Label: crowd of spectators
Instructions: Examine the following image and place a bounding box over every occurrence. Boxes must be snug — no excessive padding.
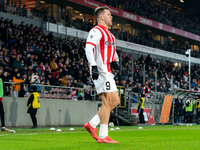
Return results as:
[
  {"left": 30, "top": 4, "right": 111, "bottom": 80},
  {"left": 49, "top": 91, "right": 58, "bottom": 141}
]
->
[
  {"left": 121, "top": 54, "right": 200, "bottom": 93},
  {"left": 1, "top": 0, "right": 200, "bottom": 36},
  {"left": 111, "top": 28, "right": 198, "bottom": 57},
  {"left": 65, "top": 17, "right": 198, "bottom": 58},
  {"left": 0, "top": 17, "right": 200, "bottom": 101},
  {"left": 1, "top": 0, "right": 199, "bottom": 58},
  {"left": 95, "top": 0, "right": 200, "bottom": 35},
  {"left": 64, "top": 14, "right": 198, "bottom": 58}
]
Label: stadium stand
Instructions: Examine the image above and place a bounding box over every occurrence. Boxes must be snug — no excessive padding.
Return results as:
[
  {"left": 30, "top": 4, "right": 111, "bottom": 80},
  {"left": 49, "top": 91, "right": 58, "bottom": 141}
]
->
[
  {"left": 0, "top": 1, "right": 200, "bottom": 101},
  {"left": 94, "top": 0, "right": 200, "bottom": 35}
]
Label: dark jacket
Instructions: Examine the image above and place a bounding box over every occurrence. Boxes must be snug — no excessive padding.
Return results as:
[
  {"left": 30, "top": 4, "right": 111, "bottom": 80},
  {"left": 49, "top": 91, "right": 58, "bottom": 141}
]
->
[{"left": 174, "top": 98, "right": 184, "bottom": 116}]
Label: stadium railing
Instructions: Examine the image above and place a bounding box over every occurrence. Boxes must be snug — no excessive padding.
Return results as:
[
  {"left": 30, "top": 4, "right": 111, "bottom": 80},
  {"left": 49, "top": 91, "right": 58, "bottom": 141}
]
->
[{"left": 4, "top": 82, "right": 99, "bottom": 101}]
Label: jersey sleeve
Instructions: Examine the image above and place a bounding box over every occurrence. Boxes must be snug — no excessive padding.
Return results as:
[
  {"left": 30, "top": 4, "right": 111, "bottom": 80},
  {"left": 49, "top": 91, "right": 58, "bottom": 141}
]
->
[
  {"left": 85, "top": 28, "right": 102, "bottom": 66},
  {"left": 85, "top": 44, "right": 96, "bottom": 66},
  {"left": 86, "top": 28, "right": 101, "bottom": 46}
]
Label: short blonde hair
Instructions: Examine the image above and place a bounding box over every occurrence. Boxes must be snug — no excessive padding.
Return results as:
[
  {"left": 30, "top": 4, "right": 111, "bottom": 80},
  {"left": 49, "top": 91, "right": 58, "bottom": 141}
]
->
[{"left": 94, "top": 6, "right": 109, "bottom": 19}]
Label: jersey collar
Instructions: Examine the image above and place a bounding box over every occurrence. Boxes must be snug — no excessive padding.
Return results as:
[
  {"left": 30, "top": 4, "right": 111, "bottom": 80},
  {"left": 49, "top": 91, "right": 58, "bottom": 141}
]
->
[{"left": 98, "top": 24, "right": 108, "bottom": 30}]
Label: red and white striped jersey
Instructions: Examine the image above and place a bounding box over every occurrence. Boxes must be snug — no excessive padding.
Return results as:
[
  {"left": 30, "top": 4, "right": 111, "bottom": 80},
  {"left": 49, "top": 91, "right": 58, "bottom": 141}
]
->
[
  {"left": 85, "top": 25, "right": 119, "bottom": 74},
  {"left": 143, "top": 87, "right": 150, "bottom": 99}
]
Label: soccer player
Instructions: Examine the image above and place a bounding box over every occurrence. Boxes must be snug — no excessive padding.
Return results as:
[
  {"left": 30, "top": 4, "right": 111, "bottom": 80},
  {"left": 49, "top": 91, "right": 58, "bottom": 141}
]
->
[{"left": 84, "top": 6, "right": 120, "bottom": 143}]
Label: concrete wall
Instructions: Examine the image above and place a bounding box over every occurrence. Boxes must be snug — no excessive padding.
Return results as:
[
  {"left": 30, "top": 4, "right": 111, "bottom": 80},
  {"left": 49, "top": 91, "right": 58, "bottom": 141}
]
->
[
  {"left": 2, "top": 97, "right": 101, "bottom": 127},
  {"left": 0, "top": 12, "right": 42, "bottom": 27}
]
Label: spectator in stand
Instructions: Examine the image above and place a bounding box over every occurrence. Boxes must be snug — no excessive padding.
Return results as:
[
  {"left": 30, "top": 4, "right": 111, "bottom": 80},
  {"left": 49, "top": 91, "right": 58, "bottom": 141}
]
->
[
  {"left": 31, "top": 71, "right": 40, "bottom": 83},
  {"left": 59, "top": 68, "right": 64, "bottom": 79},
  {"left": 119, "top": 77, "right": 127, "bottom": 88},
  {"left": 52, "top": 69, "right": 60, "bottom": 79},
  {"left": 44, "top": 63, "right": 51, "bottom": 73},
  {"left": 61, "top": 74, "right": 68, "bottom": 87},
  {"left": 32, "top": 79, "right": 41, "bottom": 93},
  {"left": 85, "top": 89, "right": 92, "bottom": 101},
  {"left": 67, "top": 75, "right": 73, "bottom": 87},
  {"left": 12, "top": 56, "right": 21, "bottom": 70},
  {"left": 143, "top": 83, "right": 150, "bottom": 101},
  {"left": 3, "top": 51, "right": 10, "bottom": 67},
  {"left": 27, "top": 65, "right": 33, "bottom": 77},
  {"left": 40, "top": 80, "right": 45, "bottom": 94},
  {"left": 76, "top": 70, "right": 83, "bottom": 82},
  {"left": 40, "top": 72, "right": 45, "bottom": 82},
  {"left": 67, "top": 64, "right": 74, "bottom": 76},
  {"left": 145, "top": 54, "right": 152, "bottom": 65},
  {"left": 27, "top": 55, "right": 34, "bottom": 66},
  {"left": 71, "top": 79, "right": 78, "bottom": 88},
  {"left": 26, "top": 75, "right": 32, "bottom": 92},
  {"left": 44, "top": 80, "right": 51, "bottom": 93},
  {"left": 51, "top": 74, "right": 60, "bottom": 86},
  {"left": 134, "top": 83, "right": 142, "bottom": 93},
  {"left": 49, "top": 58, "right": 57, "bottom": 71},
  {"left": 82, "top": 72, "right": 88, "bottom": 84},
  {"left": 57, "top": 58, "right": 64, "bottom": 68},
  {"left": 12, "top": 72, "right": 24, "bottom": 97},
  {"left": 46, "top": 73, "right": 53, "bottom": 85}
]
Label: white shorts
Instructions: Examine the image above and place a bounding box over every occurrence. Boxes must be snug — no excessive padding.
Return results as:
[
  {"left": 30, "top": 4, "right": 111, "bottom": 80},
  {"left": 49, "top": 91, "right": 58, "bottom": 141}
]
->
[{"left": 93, "top": 72, "right": 117, "bottom": 94}]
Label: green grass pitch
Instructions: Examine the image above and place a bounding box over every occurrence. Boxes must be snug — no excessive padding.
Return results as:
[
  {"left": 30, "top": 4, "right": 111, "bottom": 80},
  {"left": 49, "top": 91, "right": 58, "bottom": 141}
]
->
[{"left": 1, "top": 125, "right": 200, "bottom": 150}]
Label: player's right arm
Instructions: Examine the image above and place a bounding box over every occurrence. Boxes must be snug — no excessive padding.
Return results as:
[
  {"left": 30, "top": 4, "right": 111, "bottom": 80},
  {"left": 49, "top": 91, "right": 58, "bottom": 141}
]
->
[
  {"left": 85, "top": 28, "right": 101, "bottom": 80},
  {"left": 85, "top": 28, "right": 101, "bottom": 66}
]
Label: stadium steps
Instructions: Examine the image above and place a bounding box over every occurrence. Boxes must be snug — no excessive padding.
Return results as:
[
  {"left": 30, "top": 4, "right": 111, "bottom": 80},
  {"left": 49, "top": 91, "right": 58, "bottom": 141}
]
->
[
  {"left": 115, "top": 113, "right": 134, "bottom": 125},
  {"left": 115, "top": 108, "right": 136, "bottom": 125}
]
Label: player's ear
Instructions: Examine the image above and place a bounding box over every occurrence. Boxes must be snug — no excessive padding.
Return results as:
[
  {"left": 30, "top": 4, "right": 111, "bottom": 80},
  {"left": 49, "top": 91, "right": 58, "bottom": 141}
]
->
[{"left": 99, "top": 14, "right": 103, "bottom": 21}]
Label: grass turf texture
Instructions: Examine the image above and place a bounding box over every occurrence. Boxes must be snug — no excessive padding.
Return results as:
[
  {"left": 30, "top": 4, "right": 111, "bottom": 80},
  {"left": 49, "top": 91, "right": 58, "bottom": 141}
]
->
[{"left": 1, "top": 125, "right": 200, "bottom": 150}]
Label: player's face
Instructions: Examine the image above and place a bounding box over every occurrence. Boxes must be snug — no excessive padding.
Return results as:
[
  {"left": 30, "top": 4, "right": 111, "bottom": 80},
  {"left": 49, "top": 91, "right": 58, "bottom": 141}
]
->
[{"left": 102, "top": 9, "right": 113, "bottom": 27}]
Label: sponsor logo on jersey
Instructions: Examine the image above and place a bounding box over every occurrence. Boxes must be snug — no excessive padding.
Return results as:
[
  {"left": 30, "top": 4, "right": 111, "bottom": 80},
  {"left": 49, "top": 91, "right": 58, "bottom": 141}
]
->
[{"left": 105, "top": 41, "right": 116, "bottom": 46}]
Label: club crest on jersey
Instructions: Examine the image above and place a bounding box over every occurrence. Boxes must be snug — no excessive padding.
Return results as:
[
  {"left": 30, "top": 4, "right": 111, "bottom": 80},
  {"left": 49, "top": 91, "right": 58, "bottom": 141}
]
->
[{"left": 105, "top": 41, "right": 116, "bottom": 46}]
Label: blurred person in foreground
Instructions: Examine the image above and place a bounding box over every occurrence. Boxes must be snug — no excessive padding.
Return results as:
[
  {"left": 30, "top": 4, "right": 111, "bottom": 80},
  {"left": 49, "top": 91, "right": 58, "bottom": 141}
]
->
[{"left": 84, "top": 6, "right": 120, "bottom": 143}]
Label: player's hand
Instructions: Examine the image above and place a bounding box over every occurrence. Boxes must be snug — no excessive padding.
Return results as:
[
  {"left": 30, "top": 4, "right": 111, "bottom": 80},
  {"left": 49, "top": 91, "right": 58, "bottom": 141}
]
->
[
  {"left": 92, "top": 66, "right": 99, "bottom": 80},
  {"left": 110, "top": 61, "right": 119, "bottom": 71}
]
